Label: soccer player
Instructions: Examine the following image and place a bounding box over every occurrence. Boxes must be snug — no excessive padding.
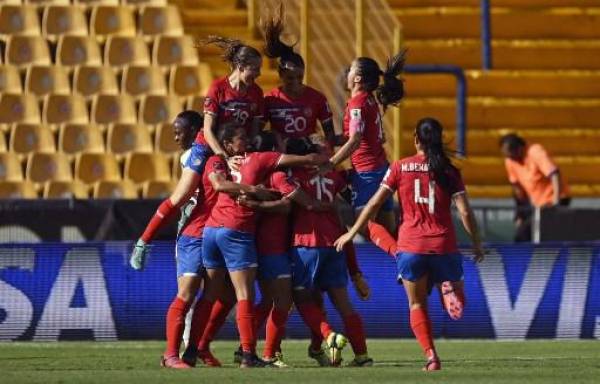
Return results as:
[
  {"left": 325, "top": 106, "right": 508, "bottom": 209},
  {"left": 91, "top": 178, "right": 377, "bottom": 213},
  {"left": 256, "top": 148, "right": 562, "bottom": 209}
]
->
[
  {"left": 201, "top": 123, "right": 329, "bottom": 368},
  {"left": 335, "top": 117, "right": 485, "bottom": 371},
  {"left": 326, "top": 51, "right": 406, "bottom": 234}
]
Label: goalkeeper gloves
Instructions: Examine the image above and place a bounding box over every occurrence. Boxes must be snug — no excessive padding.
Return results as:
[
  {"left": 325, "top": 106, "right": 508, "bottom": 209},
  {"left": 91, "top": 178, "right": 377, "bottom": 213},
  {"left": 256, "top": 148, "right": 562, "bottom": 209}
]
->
[
  {"left": 351, "top": 272, "right": 371, "bottom": 301},
  {"left": 130, "top": 239, "right": 152, "bottom": 271}
]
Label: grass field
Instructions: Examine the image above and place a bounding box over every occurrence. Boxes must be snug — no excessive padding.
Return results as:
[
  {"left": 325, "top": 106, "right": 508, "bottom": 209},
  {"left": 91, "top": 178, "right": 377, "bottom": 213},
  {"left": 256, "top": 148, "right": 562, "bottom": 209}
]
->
[{"left": 0, "top": 339, "right": 598, "bottom": 383}]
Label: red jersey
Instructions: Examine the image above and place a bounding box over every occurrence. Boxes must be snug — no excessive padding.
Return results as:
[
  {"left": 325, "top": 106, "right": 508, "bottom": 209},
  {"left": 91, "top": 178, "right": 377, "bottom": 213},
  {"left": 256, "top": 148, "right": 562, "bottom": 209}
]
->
[
  {"left": 256, "top": 171, "right": 299, "bottom": 256},
  {"left": 265, "top": 86, "right": 332, "bottom": 139},
  {"left": 181, "top": 155, "right": 227, "bottom": 238},
  {"left": 206, "top": 151, "right": 282, "bottom": 233},
  {"left": 343, "top": 91, "right": 387, "bottom": 172},
  {"left": 196, "top": 76, "right": 264, "bottom": 145},
  {"left": 292, "top": 168, "right": 347, "bottom": 247},
  {"left": 381, "top": 154, "right": 465, "bottom": 254}
]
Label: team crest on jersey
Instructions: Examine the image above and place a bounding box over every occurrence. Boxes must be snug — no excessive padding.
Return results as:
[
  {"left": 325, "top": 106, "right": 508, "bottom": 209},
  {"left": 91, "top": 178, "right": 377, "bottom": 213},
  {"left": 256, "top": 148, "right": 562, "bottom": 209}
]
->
[
  {"left": 350, "top": 108, "right": 361, "bottom": 119},
  {"left": 304, "top": 107, "right": 313, "bottom": 118}
]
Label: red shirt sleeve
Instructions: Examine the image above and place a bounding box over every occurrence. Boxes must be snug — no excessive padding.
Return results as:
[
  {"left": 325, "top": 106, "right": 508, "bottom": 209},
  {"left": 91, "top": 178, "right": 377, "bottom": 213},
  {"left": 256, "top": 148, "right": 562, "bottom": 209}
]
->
[
  {"left": 203, "top": 79, "right": 221, "bottom": 116},
  {"left": 381, "top": 161, "right": 400, "bottom": 191},
  {"left": 206, "top": 156, "right": 227, "bottom": 177},
  {"left": 448, "top": 167, "right": 466, "bottom": 196},
  {"left": 317, "top": 93, "right": 333, "bottom": 122},
  {"left": 258, "top": 151, "right": 283, "bottom": 174},
  {"left": 270, "top": 171, "right": 299, "bottom": 197},
  {"left": 348, "top": 98, "right": 365, "bottom": 135}
]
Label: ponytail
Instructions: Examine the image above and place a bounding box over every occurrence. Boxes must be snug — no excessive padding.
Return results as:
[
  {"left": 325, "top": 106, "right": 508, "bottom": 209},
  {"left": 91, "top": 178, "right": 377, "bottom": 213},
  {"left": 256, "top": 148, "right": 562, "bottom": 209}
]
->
[
  {"left": 375, "top": 49, "right": 407, "bottom": 111},
  {"left": 260, "top": 2, "right": 305, "bottom": 70},
  {"left": 415, "top": 117, "right": 455, "bottom": 192},
  {"left": 202, "top": 35, "right": 261, "bottom": 69}
]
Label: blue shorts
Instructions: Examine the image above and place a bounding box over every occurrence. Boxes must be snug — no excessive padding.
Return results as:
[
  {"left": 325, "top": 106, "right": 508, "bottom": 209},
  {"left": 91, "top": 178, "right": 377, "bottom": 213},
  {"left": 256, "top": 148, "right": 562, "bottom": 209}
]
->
[
  {"left": 291, "top": 247, "right": 348, "bottom": 291},
  {"left": 257, "top": 253, "right": 292, "bottom": 281},
  {"left": 175, "top": 235, "right": 204, "bottom": 277},
  {"left": 183, "top": 142, "right": 211, "bottom": 175},
  {"left": 202, "top": 226, "right": 258, "bottom": 271},
  {"left": 395, "top": 252, "right": 464, "bottom": 284},
  {"left": 351, "top": 165, "right": 394, "bottom": 211}
]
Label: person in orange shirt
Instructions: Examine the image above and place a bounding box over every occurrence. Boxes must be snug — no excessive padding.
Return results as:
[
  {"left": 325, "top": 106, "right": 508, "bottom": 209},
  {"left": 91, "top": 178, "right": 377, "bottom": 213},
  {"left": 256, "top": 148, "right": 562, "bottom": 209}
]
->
[{"left": 499, "top": 133, "right": 570, "bottom": 242}]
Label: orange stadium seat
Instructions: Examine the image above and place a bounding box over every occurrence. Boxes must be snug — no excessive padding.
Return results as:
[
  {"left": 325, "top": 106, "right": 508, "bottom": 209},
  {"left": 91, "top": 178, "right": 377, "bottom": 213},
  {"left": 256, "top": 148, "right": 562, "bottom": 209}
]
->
[
  {"left": 0, "top": 131, "right": 6, "bottom": 152},
  {"left": 187, "top": 95, "right": 205, "bottom": 112},
  {"left": 5, "top": 36, "right": 51, "bottom": 69},
  {"left": 0, "top": 65, "right": 22, "bottom": 94},
  {"left": 90, "top": 5, "right": 136, "bottom": 42},
  {"left": 10, "top": 123, "right": 56, "bottom": 159},
  {"left": 139, "top": 94, "right": 181, "bottom": 126},
  {"left": 93, "top": 180, "right": 137, "bottom": 199},
  {"left": 26, "top": 1, "right": 71, "bottom": 6},
  {"left": 0, "top": 5, "right": 40, "bottom": 38},
  {"left": 0, "top": 153, "right": 23, "bottom": 181},
  {"left": 124, "top": 152, "right": 170, "bottom": 184},
  {"left": 42, "top": 94, "right": 89, "bottom": 126},
  {"left": 25, "top": 65, "right": 71, "bottom": 98},
  {"left": 42, "top": 5, "right": 88, "bottom": 43},
  {"left": 73, "top": 65, "right": 119, "bottom": 99},
  {"left": 139, "top": 5, "right": 184, "bottom": 40},
  {"left": 123, "top": 0, "right": 168, "bottom": 6},
  {"left": 154, "top": 122, "right": 179, "bottom": 154},
  {"left": 75, "top": 152, "right": 120, "bottom": 184},
  {"left": 152, "top": 35, "right": 199, "bottom": 68},
  {"left": 57, "top": 35, "right": 103, "bottom": 68},
  {"left": 107, "top": 123, "right": 153, "bottom": 158},
  {"left": 91, "top": 94, "right": 137, "bottom": 125},
  {"left": 43, "top": 180, "right": 89, "bottom": 199},
  {"left": 171, "top": 152, "right": 181, "bottom": 180},
  {"left": 169, "top": 64, "right": 211, "bottom": 98},
  {"left": 58, "top": 123, "right": 105, "bottom": 156},
  {"left": 26, "top": 152, "right": 72, "bottom": 186},
  {"left": 74, "top": 0, "right": 120, "bottom": 7},
  {"left": 143, "top": 180, "right": 176, "bottom": 198},
  {"left": 121, "top": 65, "right": 168, "bottom": 98},
  {"left": 0, "top": 93, "right": 41, "bottom": 125},
  {"left": 0, "top": 181, "right": 38, "bottom": 199},
  {"left": 105, "top": 36, "right": 151, "bottom": 70}
]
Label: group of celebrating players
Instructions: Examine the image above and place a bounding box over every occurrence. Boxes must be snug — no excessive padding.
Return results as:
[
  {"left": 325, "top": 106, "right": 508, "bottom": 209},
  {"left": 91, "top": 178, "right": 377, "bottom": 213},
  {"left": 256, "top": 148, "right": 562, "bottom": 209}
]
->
[{"left": 129, "top": 6, "right": 485, "bottom": 372}]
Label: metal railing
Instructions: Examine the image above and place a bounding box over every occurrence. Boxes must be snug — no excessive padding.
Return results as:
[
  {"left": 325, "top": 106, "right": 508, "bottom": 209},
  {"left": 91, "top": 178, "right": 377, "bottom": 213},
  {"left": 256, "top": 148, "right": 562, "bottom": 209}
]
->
[{"left": 481, "top": 0, "right": 492, "bottom": 70}]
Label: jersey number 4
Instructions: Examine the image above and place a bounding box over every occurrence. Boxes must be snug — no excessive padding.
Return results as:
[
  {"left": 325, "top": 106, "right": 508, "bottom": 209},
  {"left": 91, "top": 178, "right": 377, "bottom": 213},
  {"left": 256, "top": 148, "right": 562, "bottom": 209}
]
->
[{"left": 415, "top": 179, "right": 435, "bottom": 213}]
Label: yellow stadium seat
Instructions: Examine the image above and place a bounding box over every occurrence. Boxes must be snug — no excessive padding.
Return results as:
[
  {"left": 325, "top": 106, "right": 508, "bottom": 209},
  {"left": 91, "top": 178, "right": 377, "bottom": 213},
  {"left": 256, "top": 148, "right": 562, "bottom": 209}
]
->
[
  {"left": 124, "top": 152, "right": 170, "bottom": 184},
  {"left": 43, "top": 180, "right": 89, "bottom": 199},
  {"left": 107, "top": 123, "right": 153, "bottom": 158},
  {"left": 0, "top": 65, "right": 22, "bottom": 93},
  {"left": 139, "top": 6, "right": 184, "bottom": 40},
  {"left": 139, "top": 95, "right": 181, "bottom": 126},
  {"left": 5, "top": 36, "right": 51, "bottom": 69},
  {"left": 90, "top": 5, "right": 136, "bottom": 42},
  {"left": 25, "top": 65, "right": 71, "bottom": 98},
  {"left": 0, "top": 153, "right": 23, "bottom": 181},
  {"left": 105, "top": 36, "right": 151, "bottom": 70},
  {"left": 57, "top": 35, "right": 103, "bottom": 68},
  {"left": 171, "top": 152, "right": 182, "bottom": 180},
  {"left": 58, "top": 123, "right": 105, "bottom": 156},
  {"left": 91, "top": 94, "right": 137, "bottom": 125},
  {"left": 143, "top": 180, "right": 176, "bottom": 198},
  {"left": 93, "top": 180, "right": 137, "bottom": 199},
  {"left": 154, "top": 122, "right": 179, "bottom": 154},
  {"left": 0, "top": 130, "right": 6, "bottom": 152},
  {"left": 187, "top": 95, "right": 205, "bottom": 112},
  {"left": 123, "top": 0, "right": 168, "bottom": 6},
  {"left": 43, "top": 94, "right": 89, "bottom": 126},
  {"left": 26, "top": 152, "right": 72, "bottom": 186},
  {"left": 152, "top": 35, "right": 199, "bottom": 68},
  {"left": 0, "top": 181, "right": 38, "bottom": 199},
  {"left": 169, "top": 64, "right": 211, "bottom": 98},
  {"left": 75, "top": 152, "right": 120, "bottom": 184},
  {"left": 42, "top": 5, "right": 88, "bottom": 43},
  {"left": 73, "top": 65, "right": 119, "bottom": 99},
  {"left": 74, "top": 0, "right": 120, "bottom": 7},
  {"left": 121, "top": 65, "right": 167, "bottom": 98},
  {"left": 10, "top": 123, "right": 56, "bottom": 159},
  {"left": 26, "top": 1, "right": 71, "bottom": 5},
  {"left": 0, "top": 5, "right": 40, "bottom": 38},
  {"left": 0, "top": 93, "right": 40, "bottom": 125}
]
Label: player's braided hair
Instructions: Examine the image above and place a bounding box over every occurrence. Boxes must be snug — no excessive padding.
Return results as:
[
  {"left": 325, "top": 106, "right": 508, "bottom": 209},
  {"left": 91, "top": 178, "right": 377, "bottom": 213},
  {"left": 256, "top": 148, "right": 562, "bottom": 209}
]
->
[
  {"left": 354, "top": 49, "right": 406, "bottom": 111},
  {"left": 261, "top": 3, "right": 305, "bottom": 71},
  {"left": 415, "top": 117, "right": 456, "bottom": 193},
  {"left": 202, "top": 35, "right": 261, "bottom": 70}
]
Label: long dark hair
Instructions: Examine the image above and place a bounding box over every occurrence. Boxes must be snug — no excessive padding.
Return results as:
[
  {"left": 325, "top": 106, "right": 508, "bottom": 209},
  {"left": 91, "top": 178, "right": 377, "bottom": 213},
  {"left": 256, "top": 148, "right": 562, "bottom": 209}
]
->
[
  {"left": 202, "top": 36, "right": 261, "bottom": 70},
  {"left": 261, "top": 3, "right": 305, "bottom": 71},
  {"left": 415, "top": 117, "right": 455, "bottom": 192},
  {"left": 354, "top": 50, "right": 406, "bottom": 111},
  {"left": 217, "top": 121, "right": 244, "bottom": 148}
]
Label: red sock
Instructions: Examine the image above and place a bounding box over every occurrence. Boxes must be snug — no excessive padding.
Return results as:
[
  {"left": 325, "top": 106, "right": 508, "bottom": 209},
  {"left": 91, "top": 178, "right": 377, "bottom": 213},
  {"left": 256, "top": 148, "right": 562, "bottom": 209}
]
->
[
  {"left": 198, "top": 299, "right": 233, "bottom": 351},
  {"left": 164, "top": 297, "right": 192, "bottom": 357},
  {"left": 254, "top": 302, "right": 272, "bottom": 335},
  {"left": 297, "top": 302, "right": 332, "bottom": 340},
  {"left": 344, "top": 242, "right": 360, "bottom": 276},
  {"left": 236, "top": 299, "right": 256, "bottom": 353},
  {"left": 367, "top": 220, "right": 398, "bottom": 257},
  {"left": 410, "top": 308, "right": 435, "bottom": 357},
  {"left": 186, "top": 298, "right": 214, "bottom": 352},
  {"left": 141, "top": 199, "right": 177, "bottom": 242},
  {"left": 342, "top": 312, "right": 368, "bottom": 355},
  {"left": 264, "top": 308, "right": 289, "bottom": 358}
]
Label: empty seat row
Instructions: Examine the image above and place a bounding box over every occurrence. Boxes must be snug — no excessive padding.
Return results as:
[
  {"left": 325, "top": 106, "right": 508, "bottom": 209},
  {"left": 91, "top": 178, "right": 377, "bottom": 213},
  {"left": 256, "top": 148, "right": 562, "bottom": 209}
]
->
[{"left": 3, "top": 1, "right": 168, "bottom": 6}]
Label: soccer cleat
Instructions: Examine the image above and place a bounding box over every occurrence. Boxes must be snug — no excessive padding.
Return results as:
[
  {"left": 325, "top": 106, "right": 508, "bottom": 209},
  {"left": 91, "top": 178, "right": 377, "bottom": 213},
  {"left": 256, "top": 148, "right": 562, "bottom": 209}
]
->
[
  {"left": 423, "top": 356, "right": 441, "bottom": 371},
  {"left": 180, "top": 348, "right": 197, "bottom": 367},
  {"left": 130, "top": 239, "right": 151, "bottom": 271},
  {"left": 198, "top": 349, "right": 222, "bottom": 367},
  {"left": 160, "top": 355, "right": 192, "bottom": 369},
  {"left": 439, "top": 281, "right": 464, "bottom": 320},
  {"left": 239, "top": 352, "right": 273, "bottom": 368},
  {"left": 347, "top": 354, "right": 374, "bottom": 367},
  {"left": 308, "top": 346, "right": 331, "bottom": 367},
  {"left": 263, "top": 352, "right": 289, "bottom": 368},
  {"left": 233, "top": 346, "right": 243, "bottom": 364},
  {"left": 325, "top": 332, "right": 348, "bottom": 367}
]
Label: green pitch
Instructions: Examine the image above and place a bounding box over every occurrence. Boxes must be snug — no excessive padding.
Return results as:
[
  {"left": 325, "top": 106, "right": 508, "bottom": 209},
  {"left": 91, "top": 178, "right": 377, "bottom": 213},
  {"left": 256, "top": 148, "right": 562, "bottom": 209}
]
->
[{"left": 0, "top": 340, "right": 598, "bottom": 383}]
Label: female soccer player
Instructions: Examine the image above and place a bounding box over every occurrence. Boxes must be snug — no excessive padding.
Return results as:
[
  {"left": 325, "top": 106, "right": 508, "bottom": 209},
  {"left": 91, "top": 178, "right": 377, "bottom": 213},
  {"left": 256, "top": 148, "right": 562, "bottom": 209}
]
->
[
  {"left": 335, "top": 117, "right": 485, "bottom": 371},
  {"left": 326, "top": 51, "right": 406, "bottom": 234},
  {"left": 202, "top": 124, "right": 329, "bottom": 368}
]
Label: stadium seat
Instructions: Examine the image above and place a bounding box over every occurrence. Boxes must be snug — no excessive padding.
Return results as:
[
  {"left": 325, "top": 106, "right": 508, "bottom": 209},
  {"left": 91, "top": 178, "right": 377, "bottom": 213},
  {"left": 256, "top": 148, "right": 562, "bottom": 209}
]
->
[
  {"left": 42, "top": 5, "right": 88, "bottom": 43},
  {"left": 124, "top": 152, "right": 170, "bottom": 184},
  {"left": 123, "top": 0, "right": 168, "bottom": 6},
  {"left": 75, "top": 152, "right": 120, "bottom": 184},
  {"left": 171, "top": 152, "right": 182, "bottom": 180},
  {"left": 92, "top": 180, "right": 137, "bottom": 199},
  {"left": 58, "top": 123, "right": 105, "bottom": 156},
  {"left": 169, "top": 64, "right": 211, "bottom": 98},
  {"left": 139, "top": 5, "right": 184, "bottom": 41},
  {"left": 187, "top": 95, "right": 205, "bottom": 112},
  {"left": 105, "top": 36, "right": 151, "bottom": 70},
  {"left": 73, "top": 65, "right": 119, "bottom": 99},
  {"left": 143, "top": 180, "right": 176, "bottom": 198},
  {"left": 9, "top": 123, "right": 56, "bottom": 159},
  {"left": 43, "top": 180, "right": 89, "bottom": 199},
  {"left": 26, "top": 152, "right": 72, "bottom": 186},
  {"left": 5, "top": 36, "right": 51, "bottom": 69},
  {"left": 74, "top": 0, "right": 120, "bottom": 7},
  {"left": 106, "top": 123, "right": 153, "bottom": 158},
  {"left": 139, "top": 94, "right": 181, "bottom": 126},
  {"left": 91, "top": 94, "right": 137, "bottom": 125},
  {"left": 26, "top": 1, "right": 71, "bottom": 6},
  {"left": 0, "top": 65, "right": 22, "bottom": 94},
  {"left": 0, "top": 93, "right": 41, "bottom": 125},
  {"left": 0, "top": 5, "right": 40, "bottom": 38},
  {"left": 154, "top": 122, "right": 179, "bottom": 154},
  {"left": 25, "top": 65, "right": 71, "bottom": 98},
  {"left": 0, "top": 153, "right": 23, "bottom": 181},
  {"left": 121, "top": 65, "right": 168, "bottom": 98},
  {"left": 152, "top": 35, "right": 199, "bottom": 68},
  {"left": 90, "top": 6, "right": 136, "bottom": 42},
  {"left": 42, "top": 94, "right": 89, "bottom": 126},
  {"left": 0, "top": 181, "right": 38, "bottom": 199},
  {"left": 56, "top": 35, "right": 103, "bottom": 68},
  {"left": 0, "top": 131, "right": 6, "bottom": 152}
]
